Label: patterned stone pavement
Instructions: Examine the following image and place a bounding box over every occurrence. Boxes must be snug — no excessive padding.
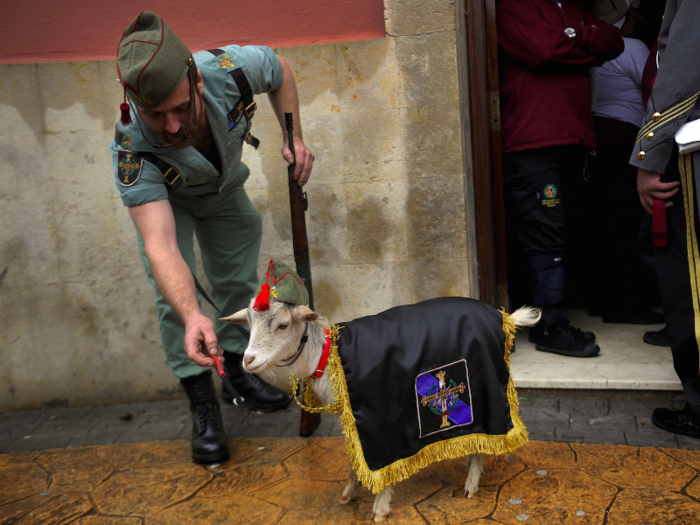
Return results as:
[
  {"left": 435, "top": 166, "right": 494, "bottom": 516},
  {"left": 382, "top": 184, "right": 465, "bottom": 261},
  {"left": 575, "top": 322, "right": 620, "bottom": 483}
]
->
[{"left": 3, "top": 436, "right": 700, "bottom": 524}]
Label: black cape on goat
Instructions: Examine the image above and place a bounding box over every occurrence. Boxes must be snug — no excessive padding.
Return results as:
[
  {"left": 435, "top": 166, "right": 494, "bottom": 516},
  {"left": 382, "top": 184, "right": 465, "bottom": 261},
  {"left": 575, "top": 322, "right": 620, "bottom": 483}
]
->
[{"left": 295, "top": 297, "right": 528, "bottom": 494}]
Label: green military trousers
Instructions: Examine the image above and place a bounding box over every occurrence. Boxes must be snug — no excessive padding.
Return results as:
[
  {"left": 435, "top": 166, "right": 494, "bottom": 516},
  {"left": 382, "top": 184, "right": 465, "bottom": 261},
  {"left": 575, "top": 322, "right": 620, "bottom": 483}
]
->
[{"left": 138, "top": 182, "right": 261, "bottom": 379}]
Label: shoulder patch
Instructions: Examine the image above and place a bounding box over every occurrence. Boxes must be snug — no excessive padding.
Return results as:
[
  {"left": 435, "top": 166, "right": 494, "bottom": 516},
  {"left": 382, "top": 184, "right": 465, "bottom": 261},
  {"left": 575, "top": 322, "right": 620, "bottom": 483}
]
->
[
  {"left": 216, "top": 52, "right": 236, "bottom": 69},
  {"left": 227, "top": 98, "right": 245, "bottom": 130},
  {"left": 117, "top": 150, "right": 143, "bottom": 187}
]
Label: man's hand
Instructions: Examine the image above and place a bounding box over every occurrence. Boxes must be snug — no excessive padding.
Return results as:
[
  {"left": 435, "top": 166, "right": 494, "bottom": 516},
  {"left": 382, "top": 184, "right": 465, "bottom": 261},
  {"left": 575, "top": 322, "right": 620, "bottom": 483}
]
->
[
  {"left": 637, "top": 167, "right": 681, "bottom": 214},
  {"left": 184, "top": 314, "right": 223, "bottom": 367},
  {"left": 283, "top": 138, "right": 315, "bottom": 186}
]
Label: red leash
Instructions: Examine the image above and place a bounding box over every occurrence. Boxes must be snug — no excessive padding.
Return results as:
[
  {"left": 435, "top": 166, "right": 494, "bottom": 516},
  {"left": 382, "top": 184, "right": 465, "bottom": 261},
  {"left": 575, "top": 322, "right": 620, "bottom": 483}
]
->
[{"left": 210, "top": 354, "right": 226, "bottom": 377}]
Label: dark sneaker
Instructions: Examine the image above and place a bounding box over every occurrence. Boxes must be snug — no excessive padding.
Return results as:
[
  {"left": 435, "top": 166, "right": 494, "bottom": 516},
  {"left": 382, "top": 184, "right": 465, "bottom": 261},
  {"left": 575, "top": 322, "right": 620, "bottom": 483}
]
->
[
  {"left": 535, "top": 321, "right": 600, "bottom": 358},
  {"left": 652, "top": 406, "right": 700, "bottom": 439},
  {"left": 222, "top": 351, "right": 293, "bottom": 413},
  {"left": 602, "top": 308, "right": 665, "bottom": 325},
  {"left": 529, "top": 318, "right": 596, "bottom": 343},
  {"left": 643, "top": 326, "right": 671, "bottom": 347}
]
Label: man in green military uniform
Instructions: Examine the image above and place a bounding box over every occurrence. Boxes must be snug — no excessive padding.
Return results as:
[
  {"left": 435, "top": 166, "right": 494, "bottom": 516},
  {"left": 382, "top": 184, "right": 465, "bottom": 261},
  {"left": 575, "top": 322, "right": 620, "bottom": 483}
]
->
[{"left": 111, "top": 11, "right": 315, "bottom": 463}]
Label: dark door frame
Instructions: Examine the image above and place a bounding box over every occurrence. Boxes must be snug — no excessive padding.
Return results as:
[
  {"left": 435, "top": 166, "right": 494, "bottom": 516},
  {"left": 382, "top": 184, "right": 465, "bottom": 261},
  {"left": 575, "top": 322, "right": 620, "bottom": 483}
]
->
[{"left": 464, "top": 0, "right": 509, "bottom": 308}]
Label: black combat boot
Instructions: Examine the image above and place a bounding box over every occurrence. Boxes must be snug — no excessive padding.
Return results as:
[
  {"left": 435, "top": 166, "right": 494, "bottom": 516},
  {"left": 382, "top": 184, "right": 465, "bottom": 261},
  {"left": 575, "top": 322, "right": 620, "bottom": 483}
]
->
[
  {"left": 180, "top": 371, "right": 230, "bottom": 464},
  {"left": 221, "top": 351, "right": 293, "bottom": 413}
]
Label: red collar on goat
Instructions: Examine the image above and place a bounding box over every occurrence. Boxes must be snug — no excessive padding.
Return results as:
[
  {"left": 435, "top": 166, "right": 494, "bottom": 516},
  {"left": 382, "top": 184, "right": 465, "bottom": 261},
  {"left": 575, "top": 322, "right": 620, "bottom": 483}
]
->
[{"left": 311, "top": 329, "right": 332, "bottom": 378}]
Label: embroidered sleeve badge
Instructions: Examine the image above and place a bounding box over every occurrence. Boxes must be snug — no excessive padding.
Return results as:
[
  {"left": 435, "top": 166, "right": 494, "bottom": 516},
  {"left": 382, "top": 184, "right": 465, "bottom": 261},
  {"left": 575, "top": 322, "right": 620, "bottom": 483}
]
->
[
  {"left": 216, "top": 53, "right": 235, "bottom": 69},
  {"left": 416, "top": 360, "right": 473, "bottom": 438},
  {"left": 117, "top": 150, "right": 143, "bottom": 187}
]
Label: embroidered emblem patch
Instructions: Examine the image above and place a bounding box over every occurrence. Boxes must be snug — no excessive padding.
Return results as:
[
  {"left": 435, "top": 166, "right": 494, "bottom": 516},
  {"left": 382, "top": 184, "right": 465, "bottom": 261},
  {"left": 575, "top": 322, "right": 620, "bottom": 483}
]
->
[
  {"left": 117, "top": 150, "right": 143, "bottom": 187},
  {"left": 541, "top": 183, "right": 561, "bottom": 208},
  {"left": 216, "top": 53, "right": 235, "bottom": 69},
  {"left": 227, "top": 98, "right": 245, "bottom": 131},
  {"left": 544, "top": 184, "right": 558, "bottom": 199},
  {"left": 122, "top": 131, "right": 132, "bottom": 150},
  {"left": 416, "top": 360, "right": 473, "bottom": 438}
]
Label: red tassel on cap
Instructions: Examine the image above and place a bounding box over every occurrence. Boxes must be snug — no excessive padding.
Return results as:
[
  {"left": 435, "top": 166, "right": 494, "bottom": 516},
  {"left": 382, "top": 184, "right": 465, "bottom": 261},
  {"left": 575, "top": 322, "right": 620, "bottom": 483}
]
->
[
  {"left": 652, "top": 198, "right": 668, "bottom": 247},
  {"left": 253, "top": 282, "right": 270, "bottom": 311},
  {"left": 120, "top": 102, "right": 132, "bottom": 126}
]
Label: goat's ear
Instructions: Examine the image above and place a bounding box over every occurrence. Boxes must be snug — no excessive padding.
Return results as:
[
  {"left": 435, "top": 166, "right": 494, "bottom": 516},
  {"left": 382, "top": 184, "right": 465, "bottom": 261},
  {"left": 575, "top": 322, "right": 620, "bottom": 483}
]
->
[
  {"left": 220, "top": 309, "right": 248, "bottom": 324},
  {"left": 294, "top": 305, "right": 319, "bottom": 322}
]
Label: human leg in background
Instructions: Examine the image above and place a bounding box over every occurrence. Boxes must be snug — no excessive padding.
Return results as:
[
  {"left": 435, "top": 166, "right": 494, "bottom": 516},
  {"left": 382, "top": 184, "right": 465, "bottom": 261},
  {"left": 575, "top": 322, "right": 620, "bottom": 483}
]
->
[
  {"left": 503, "top": 147, "right": 600, "bottom": 358},
  {"left": 586, "top": 116, "right": 665, "bottom": 325}
]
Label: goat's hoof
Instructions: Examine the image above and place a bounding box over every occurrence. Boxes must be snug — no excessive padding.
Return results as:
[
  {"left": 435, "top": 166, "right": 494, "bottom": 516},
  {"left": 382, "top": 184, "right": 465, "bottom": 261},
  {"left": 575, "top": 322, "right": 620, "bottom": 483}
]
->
[
  {"left": 465, "top": 487, "right": 478, "bottom": 499},
  {"left": 372, "top": 511, "right": 390, "bottom": 522},
  {"left": 339, "top": 494, "right": 355, "bottom": 504}
]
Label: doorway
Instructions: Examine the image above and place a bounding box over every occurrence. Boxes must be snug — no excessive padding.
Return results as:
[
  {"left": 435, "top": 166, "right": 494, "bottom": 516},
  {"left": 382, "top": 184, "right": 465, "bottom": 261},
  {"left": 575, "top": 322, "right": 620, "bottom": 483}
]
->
[{"left": 462, "top": 0, "right": 677, "bottom": 390}]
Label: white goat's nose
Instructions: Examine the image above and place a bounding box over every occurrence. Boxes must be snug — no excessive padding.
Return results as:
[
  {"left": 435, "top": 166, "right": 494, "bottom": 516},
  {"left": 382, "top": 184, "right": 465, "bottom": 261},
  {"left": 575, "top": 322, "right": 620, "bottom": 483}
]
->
[{"left": 243, "top": 355, "right": 255, "bottom": 369}]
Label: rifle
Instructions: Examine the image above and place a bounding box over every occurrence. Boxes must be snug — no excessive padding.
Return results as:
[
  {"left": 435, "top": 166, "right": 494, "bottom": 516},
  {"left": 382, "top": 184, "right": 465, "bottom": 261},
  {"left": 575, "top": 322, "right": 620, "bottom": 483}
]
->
[{"left": 285, "top": 112, "right": 320, "bottom": 436}]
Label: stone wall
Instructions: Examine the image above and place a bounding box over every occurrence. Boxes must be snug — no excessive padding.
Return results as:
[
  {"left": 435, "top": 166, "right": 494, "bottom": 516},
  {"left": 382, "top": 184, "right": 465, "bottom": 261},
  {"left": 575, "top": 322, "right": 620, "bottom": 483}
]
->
[{"left": 0, "top": 0, "right": 475, "bottom": 411}]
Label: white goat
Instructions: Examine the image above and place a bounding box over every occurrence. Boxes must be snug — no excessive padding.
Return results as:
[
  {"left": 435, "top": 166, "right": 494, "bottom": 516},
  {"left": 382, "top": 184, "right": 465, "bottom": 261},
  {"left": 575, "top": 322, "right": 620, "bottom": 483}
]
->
[{"left": 222, "top": 299, "right": 539, "bottom": 522}]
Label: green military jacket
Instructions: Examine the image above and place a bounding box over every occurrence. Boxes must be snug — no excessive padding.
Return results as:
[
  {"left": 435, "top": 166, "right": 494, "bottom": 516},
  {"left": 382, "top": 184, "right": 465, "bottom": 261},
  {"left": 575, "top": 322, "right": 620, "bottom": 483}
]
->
[{"left": 110, "top": 45, "right": 283, "bottom": 207}]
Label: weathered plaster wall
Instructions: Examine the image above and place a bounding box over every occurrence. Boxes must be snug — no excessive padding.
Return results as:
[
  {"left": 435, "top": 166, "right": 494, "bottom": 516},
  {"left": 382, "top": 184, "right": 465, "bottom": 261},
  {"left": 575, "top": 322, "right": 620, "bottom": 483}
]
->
[
  {"left": 1, "top": 0, "right": 385, "bottom": 64},
  {"left": 0, "top": 0, "right": 474, "bottom": 411}
]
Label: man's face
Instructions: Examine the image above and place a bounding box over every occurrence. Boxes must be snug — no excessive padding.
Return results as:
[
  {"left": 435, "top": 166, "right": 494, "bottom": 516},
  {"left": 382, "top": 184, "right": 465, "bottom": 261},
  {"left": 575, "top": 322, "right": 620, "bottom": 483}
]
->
[{"left": 137, "top": 69, "right": 205, "bottom": 148}]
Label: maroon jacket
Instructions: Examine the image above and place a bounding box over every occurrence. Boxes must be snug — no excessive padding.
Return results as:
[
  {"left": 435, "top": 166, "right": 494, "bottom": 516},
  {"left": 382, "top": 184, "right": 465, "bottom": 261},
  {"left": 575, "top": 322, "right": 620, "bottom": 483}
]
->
[{"left": 497, "top": 0, "right": 624, "bottom": 153}]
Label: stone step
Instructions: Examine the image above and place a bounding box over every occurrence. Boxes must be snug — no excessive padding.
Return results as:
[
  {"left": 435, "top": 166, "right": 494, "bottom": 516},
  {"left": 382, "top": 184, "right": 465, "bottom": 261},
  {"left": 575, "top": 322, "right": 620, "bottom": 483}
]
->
[{"left": 511, "top": 308, "right": 679, "bottom": 391}]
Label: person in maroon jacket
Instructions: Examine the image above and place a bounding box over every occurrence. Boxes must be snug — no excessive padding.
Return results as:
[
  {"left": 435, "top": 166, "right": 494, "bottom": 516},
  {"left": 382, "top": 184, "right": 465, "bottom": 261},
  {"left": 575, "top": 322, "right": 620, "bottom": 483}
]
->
[{"left": 497, "top": 0, "right": 624, "bottom": 357}]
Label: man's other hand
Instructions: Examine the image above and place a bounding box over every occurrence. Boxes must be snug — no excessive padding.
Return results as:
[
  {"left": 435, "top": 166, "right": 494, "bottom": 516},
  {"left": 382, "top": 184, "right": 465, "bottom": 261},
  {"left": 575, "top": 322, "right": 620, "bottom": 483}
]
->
[
  {"left": 637, "top": 167, "right": 680, "bottom": 214},
  {"left": 283, "top": 138, "right": 315, "bottom": 186}
]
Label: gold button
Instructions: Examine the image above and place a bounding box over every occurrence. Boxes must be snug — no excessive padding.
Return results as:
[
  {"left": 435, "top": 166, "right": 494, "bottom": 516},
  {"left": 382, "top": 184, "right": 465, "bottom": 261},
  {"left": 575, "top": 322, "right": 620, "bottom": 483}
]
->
[
  {"left": 638, "top": 151, "right": 646, "bottom": 160},
  {"left": 652, "top": 112, "right": 662, "bottom": 122},
  {"left": 646, "top": 132, "right": 654, "bottom": 140}
]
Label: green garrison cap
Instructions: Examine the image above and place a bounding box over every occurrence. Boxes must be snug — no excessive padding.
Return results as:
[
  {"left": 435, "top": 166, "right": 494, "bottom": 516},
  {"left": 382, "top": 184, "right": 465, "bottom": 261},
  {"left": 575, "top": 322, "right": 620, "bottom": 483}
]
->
[
  {"left": 117, "top": 11, "right": 192, "bottom": 109},
  {"left": 253, "top": 260, "right": 309, "bottom": 311}
]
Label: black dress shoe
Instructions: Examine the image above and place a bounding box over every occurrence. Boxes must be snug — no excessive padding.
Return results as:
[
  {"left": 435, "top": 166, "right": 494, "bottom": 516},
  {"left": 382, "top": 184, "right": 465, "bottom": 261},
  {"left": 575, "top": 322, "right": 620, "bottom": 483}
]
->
[
  {"left": 180, "top": 371, "right": 230, "bottom": 464},
  {"left": 222, "top": 351, "right": 293, "bottom": 413},
  {"left": 529, "top": 319, "right": 596, "bottom": 343},
  {"left": 643, "top": 326, "right": 672, "bottom": 347},
  {"left": 652, "top": 406, "right": 700, "bottom": 439},
  {"left": 602, "top": 308, "right": 665, "bottom": 325}
]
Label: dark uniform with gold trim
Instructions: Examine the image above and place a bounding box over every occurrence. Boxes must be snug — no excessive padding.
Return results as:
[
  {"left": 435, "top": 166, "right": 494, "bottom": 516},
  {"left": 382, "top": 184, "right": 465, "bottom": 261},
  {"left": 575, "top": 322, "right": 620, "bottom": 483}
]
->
[{"left": 629, "top": 0, "right": 700, "bottom": 436}]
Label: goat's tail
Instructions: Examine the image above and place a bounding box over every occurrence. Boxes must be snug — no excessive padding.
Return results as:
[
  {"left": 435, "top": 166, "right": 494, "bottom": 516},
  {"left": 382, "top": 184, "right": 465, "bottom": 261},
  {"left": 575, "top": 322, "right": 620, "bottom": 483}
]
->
[{"left": 510, "top": 306, "right": 542, "bottom": 328}]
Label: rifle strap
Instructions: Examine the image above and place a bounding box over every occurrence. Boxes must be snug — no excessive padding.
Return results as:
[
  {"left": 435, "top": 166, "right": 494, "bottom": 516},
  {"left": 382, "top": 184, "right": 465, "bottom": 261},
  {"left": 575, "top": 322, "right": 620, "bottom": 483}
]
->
[{"left": 208, "top": 49, "right": 260, "bottom": 149}]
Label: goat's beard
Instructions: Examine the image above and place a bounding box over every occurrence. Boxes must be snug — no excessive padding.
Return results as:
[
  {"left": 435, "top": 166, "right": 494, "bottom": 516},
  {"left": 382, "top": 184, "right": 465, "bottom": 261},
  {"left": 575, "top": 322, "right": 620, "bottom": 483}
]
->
[{"left": 260, "top": 369, "right": 279, "bottom": 385}]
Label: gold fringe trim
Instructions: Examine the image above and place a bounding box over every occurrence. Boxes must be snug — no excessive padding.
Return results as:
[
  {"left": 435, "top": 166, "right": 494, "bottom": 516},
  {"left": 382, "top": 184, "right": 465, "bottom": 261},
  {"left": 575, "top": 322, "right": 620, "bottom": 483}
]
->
[{"left": 290, "top": 315, "right": 528, "bottom": 495}]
